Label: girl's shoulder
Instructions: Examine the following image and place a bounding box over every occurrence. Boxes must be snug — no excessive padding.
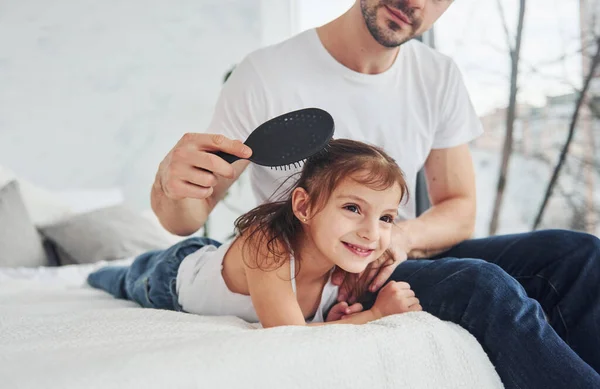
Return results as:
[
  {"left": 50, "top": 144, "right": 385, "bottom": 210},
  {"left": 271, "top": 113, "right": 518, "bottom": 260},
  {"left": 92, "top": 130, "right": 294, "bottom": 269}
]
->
[{"left": 234, "top": 227, "right": 291, "bottom": 271}]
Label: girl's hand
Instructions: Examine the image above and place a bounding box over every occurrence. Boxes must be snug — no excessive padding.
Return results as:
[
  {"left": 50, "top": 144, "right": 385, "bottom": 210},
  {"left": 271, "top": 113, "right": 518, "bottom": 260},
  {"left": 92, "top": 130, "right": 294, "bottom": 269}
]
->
[
  {"left": 326, "top": 301, "right": 364, "bottom": 322},
  {"left": 371, "top": 281, "right": 422, "bottom": 319}
]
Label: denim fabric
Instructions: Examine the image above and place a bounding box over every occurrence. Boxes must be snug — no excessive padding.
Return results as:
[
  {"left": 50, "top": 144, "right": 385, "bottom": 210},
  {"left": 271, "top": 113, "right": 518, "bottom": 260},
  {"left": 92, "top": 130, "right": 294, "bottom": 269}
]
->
[
  {"left": 361, "top": 229, "right": 600, "bottom": 389},
  {"left": 88, "top": 237, "right": 221, "bottom": 311}
]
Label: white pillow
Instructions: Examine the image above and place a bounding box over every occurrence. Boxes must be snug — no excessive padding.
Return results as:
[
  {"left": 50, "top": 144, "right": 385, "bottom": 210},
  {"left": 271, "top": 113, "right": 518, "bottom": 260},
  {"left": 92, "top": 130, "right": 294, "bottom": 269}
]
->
[
  {"left": 0, "top": 166, "right": 74, "bottom": 226},
  {"left": 53, "top": 188, "right": 124, "bottom": 214},
  {"left": 0, "top": 165, "right": 181, "bottom": 246}
]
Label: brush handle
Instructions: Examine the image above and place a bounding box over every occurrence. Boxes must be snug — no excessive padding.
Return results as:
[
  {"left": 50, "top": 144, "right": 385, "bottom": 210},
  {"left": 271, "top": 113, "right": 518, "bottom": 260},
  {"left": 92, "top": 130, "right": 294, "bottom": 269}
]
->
[{"left": 211, "top": 150, "right": 241, "bottom": 164}]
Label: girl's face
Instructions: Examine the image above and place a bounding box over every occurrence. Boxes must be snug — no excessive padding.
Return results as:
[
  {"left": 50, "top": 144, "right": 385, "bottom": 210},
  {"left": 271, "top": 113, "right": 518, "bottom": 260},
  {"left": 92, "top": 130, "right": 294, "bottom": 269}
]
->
[{"left": 300, "top": 176, "right": 402, "bottom": 273}]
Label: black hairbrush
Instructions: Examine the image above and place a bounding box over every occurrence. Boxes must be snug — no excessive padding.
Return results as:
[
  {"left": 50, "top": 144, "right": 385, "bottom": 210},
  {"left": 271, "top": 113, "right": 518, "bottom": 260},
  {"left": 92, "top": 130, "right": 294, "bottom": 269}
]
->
[{"left": 212, "top": 108, "right": 334, "bottom": 170}]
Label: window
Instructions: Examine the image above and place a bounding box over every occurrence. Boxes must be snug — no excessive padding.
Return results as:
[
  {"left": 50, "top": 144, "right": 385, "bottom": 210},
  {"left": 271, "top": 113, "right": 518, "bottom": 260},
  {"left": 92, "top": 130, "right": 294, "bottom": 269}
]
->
[{"left": 436, "top": 0, "right": 599, "bottom": 236}]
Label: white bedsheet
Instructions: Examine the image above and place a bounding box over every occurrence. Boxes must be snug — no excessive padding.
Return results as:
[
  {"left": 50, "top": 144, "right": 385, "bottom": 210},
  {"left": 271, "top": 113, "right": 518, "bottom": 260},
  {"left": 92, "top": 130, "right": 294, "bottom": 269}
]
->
[{"left": 0, "top": 262, "right": 503, "bottom": 389}]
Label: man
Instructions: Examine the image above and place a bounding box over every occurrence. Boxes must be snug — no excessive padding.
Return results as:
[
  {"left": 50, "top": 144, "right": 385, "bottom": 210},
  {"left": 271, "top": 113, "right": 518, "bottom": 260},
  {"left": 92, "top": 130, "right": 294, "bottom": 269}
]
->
[{"left": 151, "top": 1, "right": 600, "bottom": 387}]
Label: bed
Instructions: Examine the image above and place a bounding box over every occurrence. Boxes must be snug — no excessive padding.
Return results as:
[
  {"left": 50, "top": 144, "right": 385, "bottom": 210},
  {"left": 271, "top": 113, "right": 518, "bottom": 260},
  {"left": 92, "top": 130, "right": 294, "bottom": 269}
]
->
[{"left": 0, "top": 169, "right": 504, "bottom": 388}]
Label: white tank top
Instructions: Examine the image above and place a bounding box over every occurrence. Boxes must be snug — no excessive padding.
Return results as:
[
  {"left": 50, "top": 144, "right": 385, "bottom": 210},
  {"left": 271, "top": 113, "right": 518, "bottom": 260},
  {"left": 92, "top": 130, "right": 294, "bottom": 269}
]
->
[{"left": 176, "top": 240, "right": 339, "bottom": 324}]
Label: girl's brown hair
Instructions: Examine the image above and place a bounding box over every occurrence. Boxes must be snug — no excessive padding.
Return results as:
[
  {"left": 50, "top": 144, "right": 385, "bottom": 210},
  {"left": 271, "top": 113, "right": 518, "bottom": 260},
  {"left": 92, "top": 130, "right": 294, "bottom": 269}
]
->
[{"left": 234, "top": 139, "right": 408, "bottom": 290}]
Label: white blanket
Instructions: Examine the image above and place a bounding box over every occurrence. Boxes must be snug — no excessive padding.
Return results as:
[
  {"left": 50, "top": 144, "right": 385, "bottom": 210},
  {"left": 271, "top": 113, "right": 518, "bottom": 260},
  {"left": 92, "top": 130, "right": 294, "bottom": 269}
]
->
[{"left": 0, "top": 262, "right": 503, "bottom": 389}]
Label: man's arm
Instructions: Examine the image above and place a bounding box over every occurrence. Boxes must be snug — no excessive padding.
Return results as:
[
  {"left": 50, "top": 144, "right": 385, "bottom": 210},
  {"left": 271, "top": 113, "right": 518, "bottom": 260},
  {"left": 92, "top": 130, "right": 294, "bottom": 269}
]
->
[
  {"left": 397, "top": 61, "right": 482, "bottom": 257},
  {"left": 151, "top": 133, "right": 251, "bottom": 236},
  {"left": 397, "top": 143, "right": 476, "bottom": 258}
]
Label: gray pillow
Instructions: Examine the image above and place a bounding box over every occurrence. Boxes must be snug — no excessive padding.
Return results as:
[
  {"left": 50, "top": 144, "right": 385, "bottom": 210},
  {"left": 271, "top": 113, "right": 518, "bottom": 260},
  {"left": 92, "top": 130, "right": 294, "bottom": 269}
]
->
[
  {"left": 39, "top": 205, "right": 173, "bottom": 265},
  {"left": 0, "top": 181, "right": 49, "bottom": 268}
]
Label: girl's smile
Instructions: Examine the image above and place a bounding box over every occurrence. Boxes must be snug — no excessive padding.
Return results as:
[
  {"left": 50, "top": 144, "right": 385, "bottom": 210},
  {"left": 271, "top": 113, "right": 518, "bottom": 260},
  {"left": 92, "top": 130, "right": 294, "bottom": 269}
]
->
[{"left": 342, "top": 241, "right": 375, "bottom": 257}]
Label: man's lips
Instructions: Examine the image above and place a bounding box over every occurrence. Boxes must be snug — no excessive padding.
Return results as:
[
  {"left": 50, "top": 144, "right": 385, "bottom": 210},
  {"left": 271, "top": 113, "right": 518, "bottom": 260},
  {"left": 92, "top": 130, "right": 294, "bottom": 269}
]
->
[{"left": 385, "top": 5, "right": 413, "bottom": 25}]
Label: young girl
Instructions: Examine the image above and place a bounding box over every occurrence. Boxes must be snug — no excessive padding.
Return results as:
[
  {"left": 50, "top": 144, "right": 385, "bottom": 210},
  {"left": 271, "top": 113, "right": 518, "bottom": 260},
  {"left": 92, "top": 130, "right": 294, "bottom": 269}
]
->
[{"left": 88, "top": 139, "right": 422, "bottom": 327}]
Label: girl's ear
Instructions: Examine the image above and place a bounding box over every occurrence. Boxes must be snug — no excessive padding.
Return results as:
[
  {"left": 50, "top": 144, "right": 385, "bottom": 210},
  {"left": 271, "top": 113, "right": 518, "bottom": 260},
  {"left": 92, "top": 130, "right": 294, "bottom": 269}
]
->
[{"left": 291, "top": 187, "right": 311, "bottom": 223}]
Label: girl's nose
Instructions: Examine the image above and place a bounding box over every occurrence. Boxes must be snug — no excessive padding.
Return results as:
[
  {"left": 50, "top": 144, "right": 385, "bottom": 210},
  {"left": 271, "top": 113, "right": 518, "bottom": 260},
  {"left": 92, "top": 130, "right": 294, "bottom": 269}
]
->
[{"left": 357, "top": 218, "right": 379, "bottom": 242}]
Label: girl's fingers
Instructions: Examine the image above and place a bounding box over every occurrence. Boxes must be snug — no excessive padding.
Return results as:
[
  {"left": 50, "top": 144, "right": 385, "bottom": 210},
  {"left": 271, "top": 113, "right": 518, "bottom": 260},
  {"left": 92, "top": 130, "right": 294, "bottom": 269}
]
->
[
  {"left": 326, "top": 301, "right": 350, "bottom": 322},
  {"left": 335, "top": 301, "right": 348, "bottom": 313},
  {"left": 345, "top": 303, "right": 363, "bottom": 314},
  {"left": 405, "top": 297, "right": 420, "bottom": 308}
]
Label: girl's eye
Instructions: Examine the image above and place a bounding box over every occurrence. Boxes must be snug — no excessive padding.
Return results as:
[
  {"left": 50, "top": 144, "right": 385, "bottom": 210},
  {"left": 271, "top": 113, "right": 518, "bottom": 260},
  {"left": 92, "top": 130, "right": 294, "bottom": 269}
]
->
[
  {"left": 380, "top": 215, "right": 394, "bottom": 223},
  {"left": 344, "top": 204, "right": 360, "bottom": 214}
]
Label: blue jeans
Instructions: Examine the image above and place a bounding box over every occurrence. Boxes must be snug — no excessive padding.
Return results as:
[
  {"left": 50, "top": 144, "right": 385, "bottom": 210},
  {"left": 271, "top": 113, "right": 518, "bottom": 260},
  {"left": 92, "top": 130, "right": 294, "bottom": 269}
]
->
[
  {"left": 87, "top": 237, "right": 221, "bottom": 310},
  {"left": 360, "top": 229, "right": 600, "bottom": 389}
]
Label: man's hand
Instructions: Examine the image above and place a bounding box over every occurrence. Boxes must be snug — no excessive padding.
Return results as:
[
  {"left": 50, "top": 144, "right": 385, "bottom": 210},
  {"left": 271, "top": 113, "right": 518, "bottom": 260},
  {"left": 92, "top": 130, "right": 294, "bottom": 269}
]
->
[
  {"left": 332, "top": 223, "right": 411, "bottom": 303},
  {"left": 158, "top": 133, "right": 252, "bottom": 201},
  {"left": 325, "top": 301, "right": 364, "bottom": 322}
]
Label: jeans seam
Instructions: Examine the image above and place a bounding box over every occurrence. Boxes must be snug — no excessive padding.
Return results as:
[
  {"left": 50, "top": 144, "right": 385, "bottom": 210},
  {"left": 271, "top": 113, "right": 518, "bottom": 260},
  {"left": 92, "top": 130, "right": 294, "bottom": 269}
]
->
[
  {"left": 402, "top": 260, "right": 439, "bottom": 282},
  {"left": 170, "top": 278, "right": 182, "bottom": 311},
  {"left": 142, "top": 277, "right": 153, "bottom": 307},
  {"left": 514, "top": 274, "right": 569, "bottom": 342}
]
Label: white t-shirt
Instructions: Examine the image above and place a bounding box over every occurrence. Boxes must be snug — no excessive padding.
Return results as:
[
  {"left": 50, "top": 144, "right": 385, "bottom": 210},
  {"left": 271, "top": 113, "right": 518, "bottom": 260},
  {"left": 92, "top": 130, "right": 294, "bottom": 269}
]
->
[{"left": 208, "top": 29, "right": 483, "bottom": 220}]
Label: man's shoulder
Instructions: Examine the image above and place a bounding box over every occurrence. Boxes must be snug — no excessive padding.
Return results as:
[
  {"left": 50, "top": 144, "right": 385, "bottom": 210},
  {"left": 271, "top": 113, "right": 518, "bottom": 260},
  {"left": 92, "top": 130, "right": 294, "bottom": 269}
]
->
[
  {"left": 228, "top": 30, "right": 312, "bottom": 87},
  {"left": 245, "top": 30, "right": 313, "bottom": 67}
]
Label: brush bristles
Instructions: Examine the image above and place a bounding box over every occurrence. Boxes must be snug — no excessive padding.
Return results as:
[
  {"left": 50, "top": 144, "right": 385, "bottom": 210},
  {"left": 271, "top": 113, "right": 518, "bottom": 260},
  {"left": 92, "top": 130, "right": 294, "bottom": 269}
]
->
[{"left": 270, "top": 159, "right": 306, "bottom": 171}]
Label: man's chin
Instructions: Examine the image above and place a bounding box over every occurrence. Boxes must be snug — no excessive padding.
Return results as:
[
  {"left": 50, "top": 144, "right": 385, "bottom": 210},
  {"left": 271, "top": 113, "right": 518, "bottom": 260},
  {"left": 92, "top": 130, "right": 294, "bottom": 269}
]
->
[{"left": 373, "top": 28, "right": 413, "bottom": 48}]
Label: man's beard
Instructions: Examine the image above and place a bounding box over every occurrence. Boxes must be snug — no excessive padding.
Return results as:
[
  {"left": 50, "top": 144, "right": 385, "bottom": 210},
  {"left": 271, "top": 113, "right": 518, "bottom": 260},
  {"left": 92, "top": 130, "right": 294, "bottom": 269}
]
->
[{"left": 360, "top": 0, "right": 422, "bottom": 48}]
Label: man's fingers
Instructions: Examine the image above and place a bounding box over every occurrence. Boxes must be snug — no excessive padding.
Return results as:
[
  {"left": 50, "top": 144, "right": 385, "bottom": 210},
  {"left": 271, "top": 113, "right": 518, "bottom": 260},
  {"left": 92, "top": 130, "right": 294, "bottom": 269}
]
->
[
  {"left": 369, "top": 264, "right": 395, "bottom": 293},
  {"left": 182, "top": 133, "right": 252, "bottom": 158},
  {"left": 185, "top": 147, "right": 236, "bottom": 178},
  {"left": 409, "top": 304, "right": 423, "bottom": 312},
  {"left": 210, "top": 134, "right": 252, "bottom": 158},
  {"left": 364, "top": 265, "right": 380, "bottom": 288},
  {"left": 176, "top": 133, "right": 252, "bottom": 178},
  {"left": 178, "top": 166, "right": 218, "bottom": 188}
]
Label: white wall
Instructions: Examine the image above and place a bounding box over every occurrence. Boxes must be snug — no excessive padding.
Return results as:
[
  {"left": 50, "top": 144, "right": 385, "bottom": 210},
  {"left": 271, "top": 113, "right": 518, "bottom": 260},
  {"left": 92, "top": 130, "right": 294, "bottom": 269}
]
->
[
  {"left": 294, "top": 0, "right": 354, "bottom": 33},
  {"left": 260, "top": 0, "right": 297, "bottom": 46},
  {"left": 0, "top": 0, "right": 294, "bottom": 240}
]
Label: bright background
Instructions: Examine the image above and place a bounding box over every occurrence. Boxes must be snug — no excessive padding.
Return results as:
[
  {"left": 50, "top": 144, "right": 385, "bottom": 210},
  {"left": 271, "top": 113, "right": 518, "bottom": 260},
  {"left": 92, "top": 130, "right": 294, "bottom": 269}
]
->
[{"left": 1, "top": 0, "right": 597, "bottom": 240}]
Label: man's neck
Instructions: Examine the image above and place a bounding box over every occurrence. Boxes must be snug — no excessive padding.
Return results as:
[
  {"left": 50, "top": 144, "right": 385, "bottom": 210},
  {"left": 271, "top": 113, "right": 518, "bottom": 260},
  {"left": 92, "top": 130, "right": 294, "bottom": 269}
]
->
[{"left": 316, "top": 3, "right": 399, "bottom": 75}]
